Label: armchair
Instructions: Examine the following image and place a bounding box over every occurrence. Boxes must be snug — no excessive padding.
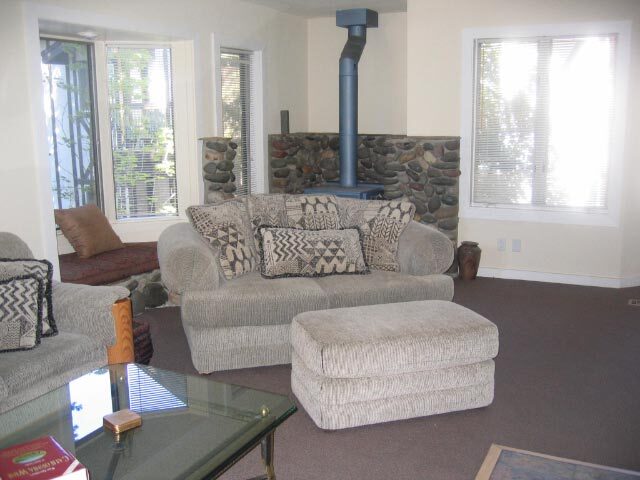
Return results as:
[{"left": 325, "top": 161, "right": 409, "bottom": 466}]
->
[{"left": 0, "top": 232, "right": 134, "bottom": 413}]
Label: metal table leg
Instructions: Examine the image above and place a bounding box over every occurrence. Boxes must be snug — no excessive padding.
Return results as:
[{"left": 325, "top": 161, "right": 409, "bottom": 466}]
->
[{"left": 246, "top": 431, "right": 276, "bottom": 480}]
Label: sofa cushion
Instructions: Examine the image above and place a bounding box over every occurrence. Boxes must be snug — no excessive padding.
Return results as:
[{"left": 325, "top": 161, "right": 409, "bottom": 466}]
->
[
  {"left": 0, "top": 275, "right": 43, "bottom": 352},
  {"left": 54, "top": 205, "right": 124, "bottom": 258},
  {"left": 258, "top": 227, "right": 368, "bottom": 278},
  {"left": 0, "top": 259, "right": 55, "bottom": 335},
  {"left": 0, "top": 332, "right": 104, "bottom": 400},
  {"left": 291, "top": 300, "right": 499, "bottom": 378},
  {"left": 284, "top": 195, "right": 341, "bottom": 230},
  {"left": 181, "top": 272, "right": 329, "bottom": 328},
  {"left": 247, "top": 194, "right": 289, "bottom": 245},
  {"left": 187, "top": 200, "right": 258, "bottom": 280},
  {"left": 313, "top": 270, "right": 453, "bottom": 308},
  {"left": 338, "top": 199, "right": 415, "bottom": 272}
]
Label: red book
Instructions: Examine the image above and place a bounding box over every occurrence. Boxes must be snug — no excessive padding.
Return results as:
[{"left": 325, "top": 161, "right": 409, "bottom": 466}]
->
[{"left": 0, "top": 436, "right": 88, "bottom": 480}]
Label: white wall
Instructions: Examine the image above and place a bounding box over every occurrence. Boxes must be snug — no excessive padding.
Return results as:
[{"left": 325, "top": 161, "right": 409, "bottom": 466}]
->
[
  {"left": 0, "top": 0, "right": 307, "bottom": 267},
  {"left": 0, "top": 0, "right": 58, "bottom": 263},
  {"left": 407, "top": 0, "right": 640, "bottom": 285},
  {"left": 307, "top": 12, "right": 406, "bottom": 134}
]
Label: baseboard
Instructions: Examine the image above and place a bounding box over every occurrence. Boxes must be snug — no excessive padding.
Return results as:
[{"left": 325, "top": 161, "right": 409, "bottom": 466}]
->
[
  {"left": 478, "top": 267, "right": 640, "bottom": 288},
  {"left": 619, "top": 275, "right": 640, "bottom": 288}
]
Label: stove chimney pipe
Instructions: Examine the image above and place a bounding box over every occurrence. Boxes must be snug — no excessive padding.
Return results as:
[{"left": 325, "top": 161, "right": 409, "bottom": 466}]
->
[{"left": 337, "top": 9, "right": 378, "bottom": 188}]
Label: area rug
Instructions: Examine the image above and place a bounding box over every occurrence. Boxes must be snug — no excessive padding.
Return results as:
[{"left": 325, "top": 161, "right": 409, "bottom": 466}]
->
[{"left": 476, "top": 445, "right": 640, "bottom": 480}]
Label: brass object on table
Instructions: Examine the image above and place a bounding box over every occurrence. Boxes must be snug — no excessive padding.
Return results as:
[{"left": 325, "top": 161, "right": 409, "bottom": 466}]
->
[{"left": 103, "top": 409, "right": 142, "bottom": 434}]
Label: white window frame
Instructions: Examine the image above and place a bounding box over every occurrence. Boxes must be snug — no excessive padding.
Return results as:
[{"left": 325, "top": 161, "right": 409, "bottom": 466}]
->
[
  {"left": 212, "top": 37, "right": 266, "bottom": 195},
  {"left": 460, "top": 21, "right": 631, "bottom": 227},
  {"left": 95, "top": 40, "right": 198, "bottom": 226}
]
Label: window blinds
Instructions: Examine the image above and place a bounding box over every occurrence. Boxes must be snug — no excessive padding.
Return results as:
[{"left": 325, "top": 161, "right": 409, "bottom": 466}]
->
[
  {"left": 220, "top": 47, "right": 255, "bottom": 196},
  {"left": 106, "top": 45, "right": 178, "bottom": 219},
  {"left": 472, "top": 34, "right": 616, "bottom": 211}
]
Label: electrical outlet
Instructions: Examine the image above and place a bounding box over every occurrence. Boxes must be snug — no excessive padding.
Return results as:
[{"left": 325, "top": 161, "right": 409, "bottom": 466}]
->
[
  {"left": 497, "top": 238, "right": 506, "bottom": 251},
  {"left": 512, "top": 239, "right": 521, "bottom": 252}
]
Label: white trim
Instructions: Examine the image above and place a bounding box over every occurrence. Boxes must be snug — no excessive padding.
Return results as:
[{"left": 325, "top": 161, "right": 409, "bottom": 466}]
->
[
  {"left": 211, "top": 33, "right": 223, "bottom": 138},
  {"left": 252, "top": 49, "right": 267, "bottom": 194},
  {"left": 93, "top": 41, "right": 116, "bottom": 221},
  {"left": 171, "top": 40, "right": 200, "bottom": 212},
  {"left": 478, "top": 267, "right": 640, "bottom": 289},
  {"left": 619, "top": 276, "right": 640, "bottom": 289},
  {"left": 460, "top": 21, "right": 631, "bottom": 227}
]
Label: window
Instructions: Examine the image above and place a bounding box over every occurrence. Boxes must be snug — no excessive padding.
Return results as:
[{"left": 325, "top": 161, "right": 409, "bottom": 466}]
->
[
  {"left": 468, "top": 30, "right": 622, "bottom": 218},
  {"left": 106, "top": 45, "right": 178, "bottom": 219},
  {"left": 41, "top": 38, "right": 101, "bottom": 210},
  {"left": 220, "top": 47, "right": 257, "bottom": 195}
]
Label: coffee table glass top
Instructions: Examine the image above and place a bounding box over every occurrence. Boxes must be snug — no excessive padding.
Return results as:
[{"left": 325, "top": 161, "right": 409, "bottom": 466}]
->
[{"left": 0, "top": 364, "right": 296, "bottom": 479}]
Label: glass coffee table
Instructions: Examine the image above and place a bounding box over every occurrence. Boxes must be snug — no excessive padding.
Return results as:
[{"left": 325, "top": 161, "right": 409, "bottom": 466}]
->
[{"left": 0, "top": 364, "right": 296, "bottom": 479}]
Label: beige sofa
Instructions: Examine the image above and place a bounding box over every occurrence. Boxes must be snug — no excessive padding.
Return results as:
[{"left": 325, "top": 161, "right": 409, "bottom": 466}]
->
[{"left": 158, "top": 195, "right": 455, "bottom": 374}]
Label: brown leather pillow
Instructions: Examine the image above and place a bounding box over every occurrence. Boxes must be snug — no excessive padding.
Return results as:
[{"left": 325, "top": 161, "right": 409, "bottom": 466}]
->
[{"left": 54, "top": 205, "right": 124, "bottom": 258}]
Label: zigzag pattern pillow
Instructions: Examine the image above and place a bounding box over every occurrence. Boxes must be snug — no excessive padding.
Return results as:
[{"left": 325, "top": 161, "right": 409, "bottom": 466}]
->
[
  {"left": 258, "top": 227, "right": 368, "bottom": 278},
  {"left": 0, "top": 275, "right": 43, "bottom": 352},
  {"left": 0, "top": 259, "right": 56, "bottom": 336}
]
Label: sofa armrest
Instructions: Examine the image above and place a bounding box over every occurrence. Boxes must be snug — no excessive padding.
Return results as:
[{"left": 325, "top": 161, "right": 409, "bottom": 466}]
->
[
  {"left": 158, "top": 223, "right": 221, "bottom": 299},
  {"left": 107, "top": 299, "right": 134, "bottom": 364},
  {"left": 397, "top": 221, "right": 455, "bottom": 275},
  {"left": 52, "top": 281, "right": 130, "bottom": 347}
]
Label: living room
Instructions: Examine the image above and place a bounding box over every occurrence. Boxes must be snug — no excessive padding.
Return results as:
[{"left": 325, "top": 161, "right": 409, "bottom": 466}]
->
[{"left": 0, "top": 0, "right": 639, "bottom": 478}]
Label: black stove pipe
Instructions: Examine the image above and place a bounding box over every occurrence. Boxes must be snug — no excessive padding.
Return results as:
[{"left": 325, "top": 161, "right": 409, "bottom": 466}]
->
[{"left": 337, "top": 9, "right": 378, "bottom": 188}]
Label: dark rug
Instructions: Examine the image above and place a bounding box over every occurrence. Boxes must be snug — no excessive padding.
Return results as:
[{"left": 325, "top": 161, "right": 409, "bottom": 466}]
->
[{"left": 138, "top": 277, "right": 640, "bottom": 480}]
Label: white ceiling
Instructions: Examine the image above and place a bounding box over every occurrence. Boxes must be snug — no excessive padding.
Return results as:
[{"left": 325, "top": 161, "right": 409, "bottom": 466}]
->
[{"left": 244, "top": 0, "right": 407, "bottom": 18}]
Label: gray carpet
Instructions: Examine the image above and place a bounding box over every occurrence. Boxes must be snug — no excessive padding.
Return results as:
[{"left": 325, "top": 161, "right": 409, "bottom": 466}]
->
[{"left": 138, "top": 277, "right": 640, "bottom": 479}]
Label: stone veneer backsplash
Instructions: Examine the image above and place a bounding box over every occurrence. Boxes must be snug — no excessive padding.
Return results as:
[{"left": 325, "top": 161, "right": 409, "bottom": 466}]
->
[{"left": 268, "top": 133, "right": 461, "bottom": 244}]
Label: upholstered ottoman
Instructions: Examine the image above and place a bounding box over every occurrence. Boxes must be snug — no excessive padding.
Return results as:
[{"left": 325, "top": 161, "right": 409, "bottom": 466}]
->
[{"left": 290, "top": 300, "right": 499, "bottom": 430}]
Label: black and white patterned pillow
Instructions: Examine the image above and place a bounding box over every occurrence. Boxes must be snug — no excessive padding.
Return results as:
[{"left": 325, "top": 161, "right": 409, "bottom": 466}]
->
[
  {"left": 187, "top": 201, "right": 258, "bottom": 280},
  {"left": 285, "top": 195, "right": 342, "bottom": 230},
  {"left": 0, "top": 275, "right": 44, "bottom": 352},
  {"left": 257, "top": 227, "right": 369, "bottom": 279},
  {"left": 338, "top": 200, "right": 416, "bottom": 271},
  {"left": 0, "top": 259, "right": 56, "bottom": 336}
]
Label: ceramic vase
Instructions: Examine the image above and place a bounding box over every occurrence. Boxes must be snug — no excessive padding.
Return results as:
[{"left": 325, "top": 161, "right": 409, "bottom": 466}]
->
[{"left": 458, "top": 241, "right": 481, "bottom": 281}]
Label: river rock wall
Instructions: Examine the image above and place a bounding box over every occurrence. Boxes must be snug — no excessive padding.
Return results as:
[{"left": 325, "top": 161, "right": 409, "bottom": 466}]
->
[
  {"left": 201, "top": 137, "right": 239, "bottom": 204},
  {"left": 268, "top": 133, "right": 461, "bottom": 244}
]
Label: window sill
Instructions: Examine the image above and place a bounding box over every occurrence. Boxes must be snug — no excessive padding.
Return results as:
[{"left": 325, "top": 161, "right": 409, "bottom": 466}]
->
[
  {"left": 460, "top": 204, "right": 618, "bottom": 227},
  {"left": 110, "top": 215, "right": 186, "bottom": 226}
]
